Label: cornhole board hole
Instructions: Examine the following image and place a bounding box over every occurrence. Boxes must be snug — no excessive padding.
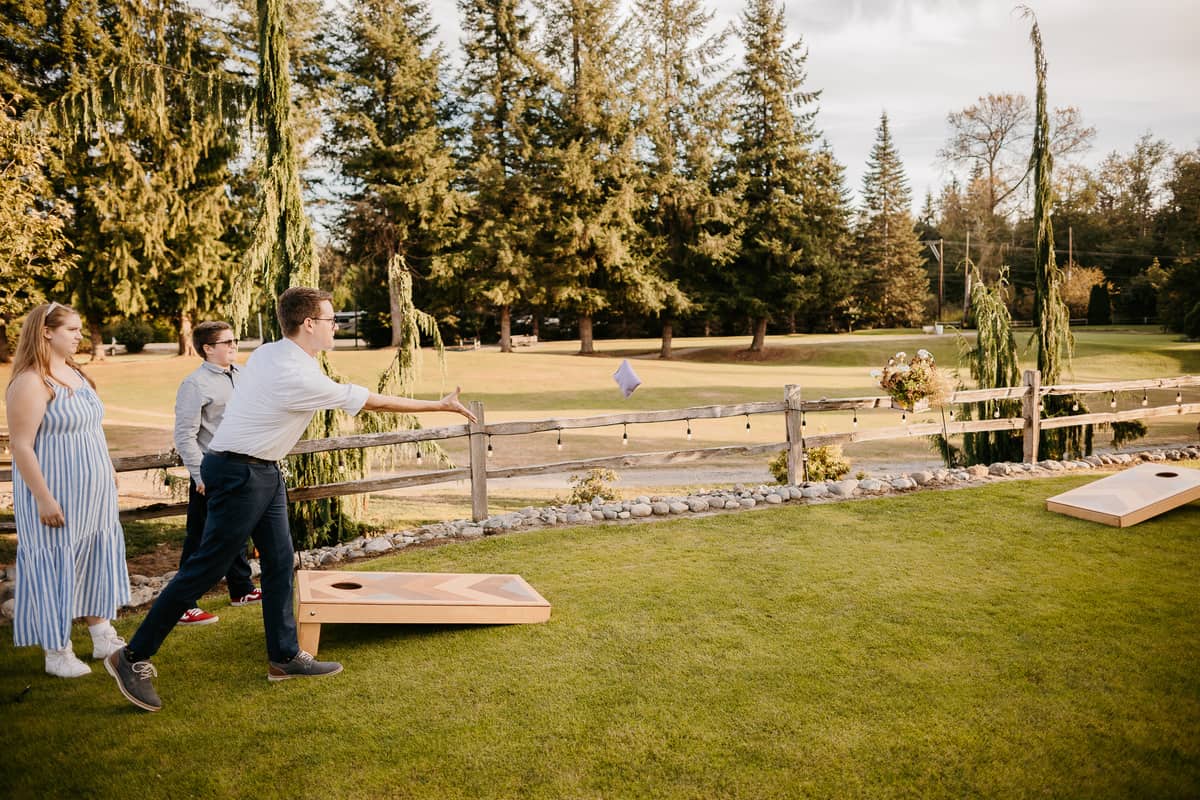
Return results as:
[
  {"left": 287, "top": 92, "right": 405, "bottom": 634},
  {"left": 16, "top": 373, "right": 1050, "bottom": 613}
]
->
[
  {"left": 1045, "top": 463, "right": 1200, "bottom": 527},
  {"left": 296, "top": 570, "right": 551, "bottom": 655}
]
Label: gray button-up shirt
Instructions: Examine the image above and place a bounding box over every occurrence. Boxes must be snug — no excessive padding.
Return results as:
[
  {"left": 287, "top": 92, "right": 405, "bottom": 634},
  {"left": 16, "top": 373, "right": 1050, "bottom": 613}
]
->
[{"left": 173, "top": 360, "right": 239, "bottom": 484}]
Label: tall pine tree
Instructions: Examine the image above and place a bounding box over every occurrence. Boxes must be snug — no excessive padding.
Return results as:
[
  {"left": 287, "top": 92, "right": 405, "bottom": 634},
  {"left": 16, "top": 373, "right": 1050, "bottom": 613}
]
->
[
  {"left": 853, "top": 111, "right": 932, "bottom": 328},
  {"left": 726, "top": 0, "right": 849, "bottom": 350},
  {"left": 539, "top": 0, "right": 680, "bottom": 354},
  {"left": 327, "top": 0, "right": 461, "bottom": 347},
  {"left": 631, "top": 0, "right": 739, "bottom": 357},
  {"left": 455, "top": 0, "right": 548, "bottom": 352}
]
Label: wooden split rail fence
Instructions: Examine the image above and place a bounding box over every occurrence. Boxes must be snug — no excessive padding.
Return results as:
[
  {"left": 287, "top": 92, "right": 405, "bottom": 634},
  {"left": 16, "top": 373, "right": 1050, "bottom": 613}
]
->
[{"left": 1, "top": 371, "right": 1197, "bottom": 531}]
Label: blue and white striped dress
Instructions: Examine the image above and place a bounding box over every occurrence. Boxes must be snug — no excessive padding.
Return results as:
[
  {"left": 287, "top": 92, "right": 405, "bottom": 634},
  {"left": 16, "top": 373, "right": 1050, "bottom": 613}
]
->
[{"left": 12, "top": 375, "right": 130, "bottom": 649}]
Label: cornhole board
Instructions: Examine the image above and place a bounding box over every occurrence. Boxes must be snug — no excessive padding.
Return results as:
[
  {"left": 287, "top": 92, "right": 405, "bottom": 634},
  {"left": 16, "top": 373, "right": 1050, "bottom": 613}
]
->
[
  {"left": 296, "top": 570, "right": 551, "bottom": 655},
  {"left": 1045, "top": 463, "right": 1200, "bottom": 527}
]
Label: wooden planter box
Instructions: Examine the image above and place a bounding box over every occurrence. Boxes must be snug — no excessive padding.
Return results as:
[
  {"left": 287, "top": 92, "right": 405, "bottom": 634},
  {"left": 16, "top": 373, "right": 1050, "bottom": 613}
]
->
[{"left": 890, "top": 397, "right": 931, "bottom": 414}]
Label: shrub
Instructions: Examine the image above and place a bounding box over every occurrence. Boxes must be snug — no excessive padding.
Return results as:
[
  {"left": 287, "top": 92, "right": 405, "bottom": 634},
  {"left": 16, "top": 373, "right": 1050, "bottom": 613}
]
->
[
  {"left": 769, "top": 445, "right": 851, "bottom": 484},
  {"left": 109, "top": 319, "right": 154, "bottom": 354},
  {"left": 1087, "top": 283, "right": 1112, "bottom": 325},
  {"left": 566, "top": 468, "right": 620, "bottom": 504}
]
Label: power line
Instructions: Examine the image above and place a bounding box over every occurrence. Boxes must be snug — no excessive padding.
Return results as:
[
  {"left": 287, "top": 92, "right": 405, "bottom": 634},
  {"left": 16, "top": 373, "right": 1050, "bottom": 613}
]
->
[{"left": 921, "top": 240, "right": 1193, "bottom": 261}]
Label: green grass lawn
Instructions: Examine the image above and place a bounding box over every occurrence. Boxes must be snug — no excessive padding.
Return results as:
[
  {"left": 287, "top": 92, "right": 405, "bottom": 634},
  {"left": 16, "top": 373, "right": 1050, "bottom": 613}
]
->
[{"left": 2, "top": 475, "right": 1198, "bottom": 799}]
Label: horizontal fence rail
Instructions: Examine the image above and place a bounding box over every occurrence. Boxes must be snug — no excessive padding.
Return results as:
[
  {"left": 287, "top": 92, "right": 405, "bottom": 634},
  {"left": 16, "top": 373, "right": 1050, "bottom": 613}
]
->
[{"left": 1, "top": 372, "right": 1197, "bottom": 529}]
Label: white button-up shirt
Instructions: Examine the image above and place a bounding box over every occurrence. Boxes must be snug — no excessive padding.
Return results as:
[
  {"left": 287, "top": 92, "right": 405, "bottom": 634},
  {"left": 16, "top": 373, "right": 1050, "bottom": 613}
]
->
[{"left": 207, "top": 338, "right": 370, "bottom": 461}]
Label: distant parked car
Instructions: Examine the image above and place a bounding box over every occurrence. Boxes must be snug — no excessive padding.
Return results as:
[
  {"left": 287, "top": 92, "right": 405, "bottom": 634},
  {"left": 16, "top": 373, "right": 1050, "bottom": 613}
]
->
[{"left": 334, "top": 311, "right": 365, "bottom": 331}]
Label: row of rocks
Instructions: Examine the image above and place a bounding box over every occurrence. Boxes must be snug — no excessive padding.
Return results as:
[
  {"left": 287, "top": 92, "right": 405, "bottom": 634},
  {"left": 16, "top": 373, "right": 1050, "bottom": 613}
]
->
[{"left": 1, "top": 444, "right": 1197, "bottom": 618}]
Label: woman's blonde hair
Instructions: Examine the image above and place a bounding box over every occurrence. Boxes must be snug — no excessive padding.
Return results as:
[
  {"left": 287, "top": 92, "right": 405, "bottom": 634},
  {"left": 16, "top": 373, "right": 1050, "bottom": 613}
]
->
[{"left": 8, "top": 302, "right": 95, "bottom": 392}]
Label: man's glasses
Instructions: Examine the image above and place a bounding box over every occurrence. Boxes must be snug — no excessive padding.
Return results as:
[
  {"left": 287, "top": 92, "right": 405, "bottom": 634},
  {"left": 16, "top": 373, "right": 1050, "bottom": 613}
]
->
[{"left": 309, "top": 317, "right": 338, "bottom": 326}]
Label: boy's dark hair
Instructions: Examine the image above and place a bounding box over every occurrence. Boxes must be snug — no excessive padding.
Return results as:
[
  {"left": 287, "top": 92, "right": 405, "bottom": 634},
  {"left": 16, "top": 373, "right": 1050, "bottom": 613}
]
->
[
  {"left": 277, "top": 287, "right": 332, "bottom": 336},
  {"left": 193, "top": 321, "right": 233, "bottom": 360}
]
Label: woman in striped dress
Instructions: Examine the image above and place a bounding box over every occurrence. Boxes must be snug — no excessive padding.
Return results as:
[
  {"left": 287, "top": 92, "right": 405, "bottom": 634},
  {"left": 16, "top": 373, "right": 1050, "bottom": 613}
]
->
[{"left": 6, "top": 303, "right": 130, "bottom": 677}]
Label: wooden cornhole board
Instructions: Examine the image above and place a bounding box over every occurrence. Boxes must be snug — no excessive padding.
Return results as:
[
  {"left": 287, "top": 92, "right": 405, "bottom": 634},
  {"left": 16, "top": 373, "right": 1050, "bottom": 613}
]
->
[
  {"left": 296, "top": 570, "right": 551, "bottom": 655},
  {"left": 1045, "top": 463, "right": 1200, "bottom": 527}
]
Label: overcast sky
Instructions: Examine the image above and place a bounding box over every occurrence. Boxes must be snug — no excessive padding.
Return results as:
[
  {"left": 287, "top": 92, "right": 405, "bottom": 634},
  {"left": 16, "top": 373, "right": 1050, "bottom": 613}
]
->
[{"left": 426, "top": 0, "right": 1200, "bottom": 209}]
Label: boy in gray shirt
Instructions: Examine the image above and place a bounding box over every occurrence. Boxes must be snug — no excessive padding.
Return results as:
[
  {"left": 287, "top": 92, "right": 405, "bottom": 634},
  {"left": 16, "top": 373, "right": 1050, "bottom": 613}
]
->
[{"left": 172, "top": 321, "right": 260, "bottom": 625}]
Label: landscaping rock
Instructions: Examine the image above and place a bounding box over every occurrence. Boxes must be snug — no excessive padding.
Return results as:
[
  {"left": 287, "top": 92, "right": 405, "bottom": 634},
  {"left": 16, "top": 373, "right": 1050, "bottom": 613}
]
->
[
  {"left": 828, "top": 480, "right": 858, "bottom": 497},
  {"left": 967, "top": 465, "right": 989, "bottom": 479},
  {"left": 630, "top": 503, "right": 653, "bottom": 518},
  {"left": 858, "top": 479, "right": 885, "bottom": 492},
  {"left": 989, "top": 463, "right": 1012, "bottom": 476},
  {"left": 764, "top": 493, "right": 783, "bottom": 504},
  {"left": 686, "top": 497, "right": 709, "bottom": 512},
  {"left": 739, "top": 498, "right": 757, "bottom": 508},
  {"left": 363, "top": 538, "right": 393, "bottom": 554},
  {"left": 651, "top": 502, "right": 671, "bottom": 516},
  {"left": 0, "top": 598, "right": 13, "bottom": 619},
  {"left": 910, "top": 471, "right": 933, "bottom": 485},
  {"left": 669, "top": 502, "right": 689, "bottom": 514},
  {"left": 891, "top": 477, "right": 916, "bottom": 490}
]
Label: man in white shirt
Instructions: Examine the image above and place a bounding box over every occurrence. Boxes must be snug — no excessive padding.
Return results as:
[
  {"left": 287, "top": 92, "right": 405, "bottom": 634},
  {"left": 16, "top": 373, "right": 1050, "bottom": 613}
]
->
[
  {"left": 172, "top": 320, "right": 260, "bottom": 627},
  {"left": 107, "top": 287, "right": 476, "bottom": 712}
]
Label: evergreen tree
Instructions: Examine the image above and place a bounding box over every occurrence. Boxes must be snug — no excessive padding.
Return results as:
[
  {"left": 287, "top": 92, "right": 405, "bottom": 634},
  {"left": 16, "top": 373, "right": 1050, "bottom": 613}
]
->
[
  {"left": 725, "top": 0, "right": 849, "bottom": 350},
  {"left": 2, "top": 0, "right": 249, "bottom": 358},
  {"left": 853, "top": 111, "right": 932, "bottom": 328},
  {"left": 538, "top": 0, "right": 680, "bottom": 354},
  {"left": 454, "top": 0, "right": 548, "bottom": 352},
  {"left": 0, "top": 99, "right": 72, "bottom": 361},
  {"left": 1023, "top": 8, "right": 1089, "bottom": 459},
  {"left": 631, "top": 0, "right": 738, "bottom": 357},
  {"left": 326, "top": 0, "right": 461, "bottom": 347}
]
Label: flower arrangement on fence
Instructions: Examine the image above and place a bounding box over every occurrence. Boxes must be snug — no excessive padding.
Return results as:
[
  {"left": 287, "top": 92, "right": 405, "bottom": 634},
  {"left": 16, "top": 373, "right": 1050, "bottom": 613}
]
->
[{"left": 871, "top": 349, "right": 950, "bottom": 410}]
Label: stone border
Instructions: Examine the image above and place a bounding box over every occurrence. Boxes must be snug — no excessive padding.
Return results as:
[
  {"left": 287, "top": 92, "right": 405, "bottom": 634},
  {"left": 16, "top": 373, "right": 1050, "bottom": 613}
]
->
[{"left": 2, "top": 444, "right": 1197, "bottom": 617}]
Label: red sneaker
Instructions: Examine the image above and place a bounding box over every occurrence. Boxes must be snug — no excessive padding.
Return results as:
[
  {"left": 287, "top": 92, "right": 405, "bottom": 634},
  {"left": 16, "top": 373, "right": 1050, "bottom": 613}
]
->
[
  {"left": 231, "top": 588, "right": 263, "bottom": 607},
  {"left": 179, "top": 608, "right": 218, "bottom": 626}
]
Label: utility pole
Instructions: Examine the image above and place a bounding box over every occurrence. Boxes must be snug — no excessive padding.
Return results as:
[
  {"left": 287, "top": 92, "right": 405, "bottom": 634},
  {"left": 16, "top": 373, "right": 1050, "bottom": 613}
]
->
[
  {"left": 1067, "top": 226, "right": 1073, "bottom": 281},
  {"left": 938, "top": 238, "right": 944, "bottom": 322},
  {"left": 962, "top": 230, "right": 971, "bottom": 320}
]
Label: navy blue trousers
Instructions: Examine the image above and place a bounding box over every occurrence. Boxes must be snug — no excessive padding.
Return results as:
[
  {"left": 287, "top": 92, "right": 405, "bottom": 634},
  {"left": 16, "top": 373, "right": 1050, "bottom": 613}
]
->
[
  {"left": 129, "top": 452, "right": 298, "bottom": 663},
  {"left": 181, "top": 478, "right": 255, "bottom": 600}
]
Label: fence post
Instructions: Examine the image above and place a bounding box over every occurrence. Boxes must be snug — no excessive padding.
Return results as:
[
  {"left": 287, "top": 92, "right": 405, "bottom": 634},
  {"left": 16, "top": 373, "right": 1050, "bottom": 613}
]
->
[
  {"left": 784, "top": 384, "right": 803, "bottom": 484},
  {"left": 1022, "top": 369, "right": 1041, "bottom": 463},
  {"left": 468, "top": 400, "right": 488, "bottom": 521}
]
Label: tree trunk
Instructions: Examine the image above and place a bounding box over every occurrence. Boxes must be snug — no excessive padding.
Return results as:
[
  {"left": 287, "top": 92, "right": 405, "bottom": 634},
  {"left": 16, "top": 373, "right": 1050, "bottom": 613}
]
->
[
  {"left": 88, "top": 315, "right": 106, "bottom": 362},
  {"left": 578, "top": 314, "right": 594, "bottom": 354},
  {"left": 387, "top": 266, "right": 404, "bottom": 348},
  {"left": 659, "top": 318, "right": 673, "bottom": 359},
  {"left": 178, "top": 311, "right": 196, "bottom": 357},
  {"left": 499, "top": 305, "right": 512, "bottom": 353},
  {"left": 0, "top": 315, "right": 10, "bottom": 363},
  {"left": 531, "top": 315, "right": 539, "bottom": 340},
  {"left": 748, "top": 317, "right": 768, "bottom": 352},
  {"left": 787, "top": 311, "right": 797, "bottom": 334}
]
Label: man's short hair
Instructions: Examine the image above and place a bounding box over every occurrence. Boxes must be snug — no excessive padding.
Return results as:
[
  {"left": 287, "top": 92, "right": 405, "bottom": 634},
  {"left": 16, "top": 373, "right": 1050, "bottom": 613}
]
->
[
  {"left": 277, "top": 287, "right": 332, "bottom": 336},
  {"left": 193, "top": 320, "right": 233, "bottom": 359}
]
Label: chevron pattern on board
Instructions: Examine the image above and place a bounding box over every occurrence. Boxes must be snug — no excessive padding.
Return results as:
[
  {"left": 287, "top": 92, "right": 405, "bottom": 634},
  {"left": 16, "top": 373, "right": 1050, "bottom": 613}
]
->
[{"left": 301, "top": 570, "right": 549, "bottom": 606}]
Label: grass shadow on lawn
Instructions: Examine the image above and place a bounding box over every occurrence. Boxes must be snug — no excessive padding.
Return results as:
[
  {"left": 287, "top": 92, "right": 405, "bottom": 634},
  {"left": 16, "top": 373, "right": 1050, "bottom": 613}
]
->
[{"left": 2, "top": 474, "right": 1199, "bottom": 799}]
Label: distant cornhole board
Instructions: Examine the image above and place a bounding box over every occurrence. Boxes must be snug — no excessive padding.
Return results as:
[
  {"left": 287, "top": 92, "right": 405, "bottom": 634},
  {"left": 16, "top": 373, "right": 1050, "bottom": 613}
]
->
[
  {"left": 296, "top": 570, "right": 551, "bottom": 656},
  {"left": 1046, "top": 463, "right": 1200, "bottom": 527}
]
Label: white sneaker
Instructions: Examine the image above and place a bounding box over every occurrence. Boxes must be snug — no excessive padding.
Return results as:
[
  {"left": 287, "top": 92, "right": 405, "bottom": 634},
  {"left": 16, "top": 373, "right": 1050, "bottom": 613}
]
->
[
  {"left": 45, "top": 647, "right": 92, "bottom": 678},
  {"left": 91, "top": 628, "right": 127, "bottom": 660}
]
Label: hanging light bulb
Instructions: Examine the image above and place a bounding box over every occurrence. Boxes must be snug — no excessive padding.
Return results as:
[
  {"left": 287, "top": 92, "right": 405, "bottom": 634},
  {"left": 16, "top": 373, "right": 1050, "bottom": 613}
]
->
[
  {"left": 852, "top": 410, "right": 858, "bottom": 428},
  {"left": 1072, "top": 400, "right": 1079, "bottom": 412},
  {"left": 948, "top": 408, "right": 955, "bottom": 421},
  {"left": 901, "top": 412, "right": 907, "bottom": 424},
  {"left": 745, "top": 413, "right": 751, "bottom": 431},
  {"left": 1038, "top": 402, "right": 1044, "bottom": 413},
  {"left": 1142, "top": 391, "right": 1149, "bottom": 407},
  {"left": 556, "top": 429, "right": 563, "bottom": 451},
  {"left": 622, "top": 423, "right": 629, "bottom": 447},
  {"left": 1177, "top": 391, "right": 1183, "bottom": 404},
  {"left": 686, "top": 419, "right": 692, "bottom": 441},
  {"left": 801, "top": 412, "right": 806, "bottom": 429},
  {"left": 416, "top": 447, "right": 423, "bottom": 463},
  {"left": 1110, "top": 392, "right": 1117, "bottom": 409},
  {"left": 993, "top": 408, "right": 1000, "bottom": 419},
  {"left": 486, "top": 436, "right": 493, "bottom": 458}
]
